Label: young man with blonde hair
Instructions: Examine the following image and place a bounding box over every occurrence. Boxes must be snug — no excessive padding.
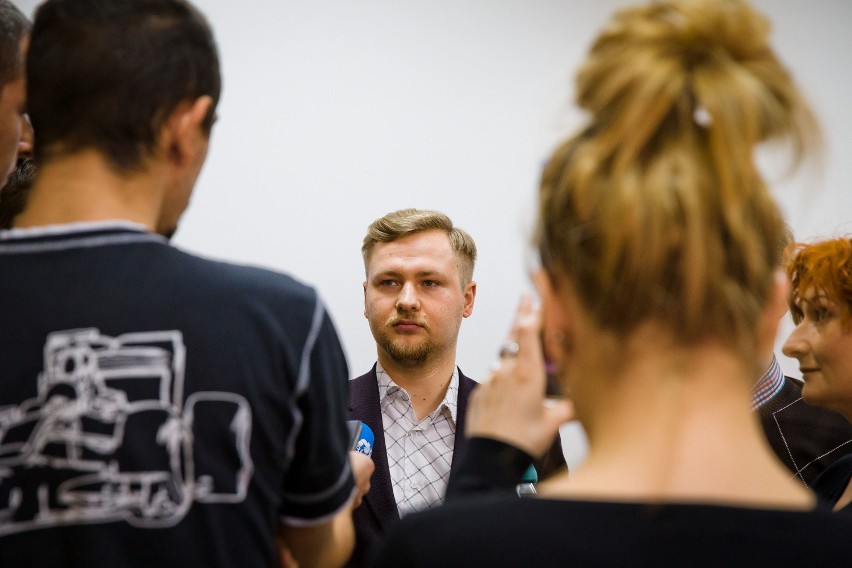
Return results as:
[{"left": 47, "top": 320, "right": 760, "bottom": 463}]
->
[
  {"left": 347, "top": 208, "right": 565, "bottom": 567},
  {"left": 347, "top": 208, "right": 477, "bottom": 567}
]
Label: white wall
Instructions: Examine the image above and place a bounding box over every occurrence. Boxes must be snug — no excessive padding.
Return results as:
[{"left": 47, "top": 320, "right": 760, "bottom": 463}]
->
[{"left": 16, "top": 0, "right": 852, "bottom": 383}]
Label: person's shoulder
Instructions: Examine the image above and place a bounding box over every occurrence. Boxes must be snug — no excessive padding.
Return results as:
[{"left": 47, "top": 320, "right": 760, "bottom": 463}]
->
[
  {"left": 157, "top": 249, "right": 331, "bottom": 338},
  {"left": 457, "top": 368, "right": 478, "bottom": 388},
  {"left": 349, "top": 367, "right": 379, "bottom": 396},
  {"left": 766, "top": 375, "right": 851, "bottom": 427},
  {"left": 756, "top": 375, "right": 804, "bottom": 416},
  {"left": 813, "top": 452, "right": 852, "bottom": 493},
  {"left": 379, "top": 498, "right": 852, "bottom": 565},
  {"left": 168, "top": 247, "right": 317, "bottom": 303},
  {"left": 782, "top": 375, "right": 805, "bottom": 393},
  {"left": 755, "top": 506, "right": 852, "bottom": 560},
  {"left": 350, "top": 367, "right": 377, "bottom": 383}
]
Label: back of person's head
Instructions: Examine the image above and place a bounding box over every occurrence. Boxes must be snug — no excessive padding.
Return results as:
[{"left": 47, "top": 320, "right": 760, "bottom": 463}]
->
[
  {"left": 27, "top": 0, "right": 220, "bottom": 171},
  {"left": 536, "top": 0, "right": 818, "bottom": 359},
  {"left": 0, "top": 0, "right": 30, "bottom": 87},
  {"left": 362, "top": 208, "right": 477, "bottom": 286},
  {"left": 785, "top": 238, "right": 852, "bottom": 327}
]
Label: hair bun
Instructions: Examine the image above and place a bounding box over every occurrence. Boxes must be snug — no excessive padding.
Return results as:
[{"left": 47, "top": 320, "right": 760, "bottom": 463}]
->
[
  {"left": 537, "top": 0, "right": 819, "bottom": 353},
  {"left": 576, "top": 0, "right": 815, "bottom": 163},
  {"left": 645, "top": 0, "right": 771, "bottom": 65}
]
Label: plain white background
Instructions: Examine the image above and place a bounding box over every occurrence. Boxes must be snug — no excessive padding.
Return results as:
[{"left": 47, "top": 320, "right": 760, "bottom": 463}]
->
[{"left": 14, "top": 0, "right": 852, "bottom": 387}]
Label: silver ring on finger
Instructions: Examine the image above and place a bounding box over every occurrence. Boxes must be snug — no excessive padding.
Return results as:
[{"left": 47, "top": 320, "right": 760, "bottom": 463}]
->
[{"left": 499, "top": 340, "right": 520, "bottom": 358}]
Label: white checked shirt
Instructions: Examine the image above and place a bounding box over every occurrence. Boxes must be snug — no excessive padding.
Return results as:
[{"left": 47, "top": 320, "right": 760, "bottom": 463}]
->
[{"left": 376, "top": 363, "right": 458, "bottom": 517}]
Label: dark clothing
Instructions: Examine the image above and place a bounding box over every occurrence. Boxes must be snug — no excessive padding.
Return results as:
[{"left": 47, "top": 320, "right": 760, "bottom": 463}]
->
[
  {"left": 0, "top": 223, "right": 354, "bottom": 567},
  {"left": 759, "top": 376, "right": 852, "bottom": 485},
  {"left": 813, "top": 453, "right": 852, "bottom": 513},
  {"left": 371, "top": 495, "right": 852, "bottom": 567},
  {"left": 346, "top": 365, "right": 566, "bottom": 567},
  {"left": 346, "top": 365, "right": 477, "bottom": 568},
  {"left": 445, "top": 437, "right": 534, "bottom": 498}
]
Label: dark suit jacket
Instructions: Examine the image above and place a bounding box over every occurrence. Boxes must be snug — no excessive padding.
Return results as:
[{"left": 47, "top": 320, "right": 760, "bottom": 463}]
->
[{"left": 346, "top": 364, "right": 477, "bottom": 568}]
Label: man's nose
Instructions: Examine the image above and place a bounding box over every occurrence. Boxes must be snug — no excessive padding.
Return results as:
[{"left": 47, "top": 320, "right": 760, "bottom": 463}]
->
[{"left": 395, "top": 282, "right": 420, "bottom": 311}]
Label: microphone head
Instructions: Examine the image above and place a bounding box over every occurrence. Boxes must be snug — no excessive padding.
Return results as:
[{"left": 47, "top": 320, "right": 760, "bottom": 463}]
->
[
  {"left": 521, "top": 464, "right": 538, "bottom": 484},
  {"left": 353, "top": 421, "right": 374, "bottom": 457}
]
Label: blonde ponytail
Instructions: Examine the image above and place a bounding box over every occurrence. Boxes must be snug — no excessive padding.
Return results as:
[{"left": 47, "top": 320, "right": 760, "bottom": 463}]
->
[{"left": 538, "top": 0, "right": 819, "bottom": 355}]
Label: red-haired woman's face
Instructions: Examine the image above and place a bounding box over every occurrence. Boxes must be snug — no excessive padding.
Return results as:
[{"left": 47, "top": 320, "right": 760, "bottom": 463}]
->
[{"left": 783, "top": 289, "right": 852, "bottom": 420}]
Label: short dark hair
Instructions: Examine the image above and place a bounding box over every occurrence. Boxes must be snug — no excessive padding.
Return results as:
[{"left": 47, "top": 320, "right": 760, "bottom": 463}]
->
[
  {"left": 27, "top": 0, "right": 221, "bottom": 171},
  {"left": 0, "top": 1, "right": 30, "bottom": 86}
]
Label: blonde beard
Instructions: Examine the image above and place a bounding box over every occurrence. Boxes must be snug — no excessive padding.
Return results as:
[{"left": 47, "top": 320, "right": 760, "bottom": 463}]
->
[{"left": 379, "top": 335, "right": 435, "bottom": 367}]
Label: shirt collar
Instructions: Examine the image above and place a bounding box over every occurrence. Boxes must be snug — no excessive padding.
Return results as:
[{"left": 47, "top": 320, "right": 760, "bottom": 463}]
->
[
  {"left": 751, "top": 354, "right": 785, "bottom": 410},
  {"left": 0, "top": 220, "right": 150, "bottom": 240},
  {"left": 376, "top": 362, "right": 459, "bottom": 424}
]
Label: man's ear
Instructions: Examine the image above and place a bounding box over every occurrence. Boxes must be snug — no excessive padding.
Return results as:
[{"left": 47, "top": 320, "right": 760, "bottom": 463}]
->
[
  {"left": 164, "top": 95, "right": 214, "bottom": 167},
  {"left": 17, "top": 113, "right": 33, "bottom": 159},
  {"left": 461, "top": 281, "right": 476, "bottom": 318},
  {"left": 363, "top": 281, "right": 368, "bottom": 318}
]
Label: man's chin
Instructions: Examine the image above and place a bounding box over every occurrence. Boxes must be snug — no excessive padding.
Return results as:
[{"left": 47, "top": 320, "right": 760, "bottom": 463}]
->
[{"left": 382, "top": 340, "right": 432, "bottom": 366}]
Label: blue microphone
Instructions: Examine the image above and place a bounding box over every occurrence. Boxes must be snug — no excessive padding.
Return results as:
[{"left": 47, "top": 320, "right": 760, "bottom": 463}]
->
[{"left": 348, "top": 420, "right": 374, "bottom": 457}]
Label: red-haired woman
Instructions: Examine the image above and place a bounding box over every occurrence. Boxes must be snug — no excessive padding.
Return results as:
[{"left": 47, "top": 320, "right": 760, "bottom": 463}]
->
[{"left": 783, "top": 238, "right": 852, "bottom": 511}]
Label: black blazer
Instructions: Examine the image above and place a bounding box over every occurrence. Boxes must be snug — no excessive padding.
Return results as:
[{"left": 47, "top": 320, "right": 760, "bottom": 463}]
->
[{"left": 345, "top": 364, "right": 478, "bottom": 568}]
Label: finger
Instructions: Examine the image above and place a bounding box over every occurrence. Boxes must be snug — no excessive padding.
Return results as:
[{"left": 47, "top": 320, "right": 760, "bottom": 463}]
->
[
  {"left": 509, "top": 295, "right": 545, "bottom": 383},
  {"left": 542, "top": 398, "right": 575, "bottom": 427},
  {"left": 280, "top": 547, "right": 300, "bottom": 568},
  {"left": 513, "top": 297, "right": 541, "bottom": 352},
  {"left": 509, "top": 294, "right": 535, "bottom": 340},
  {"left": 498, "top": 295, "right": 534, "bottom": 358}
]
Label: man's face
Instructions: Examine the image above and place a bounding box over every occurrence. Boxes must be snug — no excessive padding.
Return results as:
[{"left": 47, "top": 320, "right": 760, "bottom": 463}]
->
[
  {"left": 782, "top": 288, "right": 852, "bottom": 418},
  {"left": 0, "top": 67, "right": 28, "bottom": 185},
  {"left": 0, "top": 37, "right": 31, "bottom": 185},
  {"left": 364, "top": 229, "right": 475, "bottom": 368}
]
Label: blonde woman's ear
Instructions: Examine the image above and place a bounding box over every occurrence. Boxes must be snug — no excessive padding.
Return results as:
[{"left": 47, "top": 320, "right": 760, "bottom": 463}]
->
[{"left": 757, "top": 269, "right": 790, "bottom": 356}]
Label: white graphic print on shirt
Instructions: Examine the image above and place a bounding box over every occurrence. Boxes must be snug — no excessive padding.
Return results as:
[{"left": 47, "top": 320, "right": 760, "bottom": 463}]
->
[{"left": 0, "top": 328, "right": 253, "bottom": 535}]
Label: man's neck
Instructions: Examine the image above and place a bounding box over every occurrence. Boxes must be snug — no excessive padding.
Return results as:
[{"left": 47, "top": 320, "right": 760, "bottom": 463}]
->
[
  {"left": 14, "top": 150, "right": 165, "bottom": 230},
  {"left": 378, "top": 351, "right": 457, "bottom": 421}
]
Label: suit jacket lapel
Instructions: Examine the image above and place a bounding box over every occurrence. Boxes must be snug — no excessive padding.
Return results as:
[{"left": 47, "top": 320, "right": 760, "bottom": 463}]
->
[
  {"left": 349, "top": 366, "right": 399, "bottom": 530},
  {"left": 349, "top": 366, "right": 478, "bottom": 525},
  {"left": 451, "top": 369, "right": 477, "bottom": 472}
]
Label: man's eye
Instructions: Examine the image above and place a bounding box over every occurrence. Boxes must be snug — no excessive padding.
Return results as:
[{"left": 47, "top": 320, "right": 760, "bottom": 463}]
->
[
  {"left": 380, "top": 280, "right": 397, "bottom": 287},
  {"left": 423, "top": 280, "right": 438, "bottom": 287}
]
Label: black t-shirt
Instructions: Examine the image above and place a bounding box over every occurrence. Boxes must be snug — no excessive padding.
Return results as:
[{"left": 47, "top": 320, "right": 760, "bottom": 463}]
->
[
  {"left": 0, "top": 223, "right": 354, "bottom": 567},
  {"left": 372, "top": 494, "right": 852, "bottom": 567}
]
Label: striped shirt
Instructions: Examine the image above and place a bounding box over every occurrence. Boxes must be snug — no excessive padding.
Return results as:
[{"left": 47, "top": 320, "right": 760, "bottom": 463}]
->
[{"left": 752, "top": 354, "right": 785, "bottom": 410}]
